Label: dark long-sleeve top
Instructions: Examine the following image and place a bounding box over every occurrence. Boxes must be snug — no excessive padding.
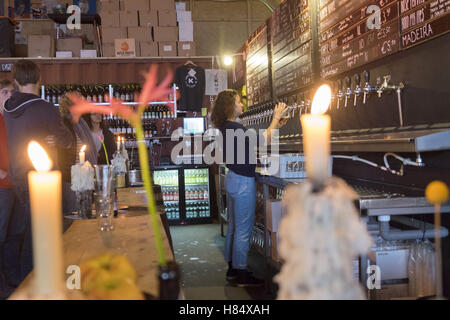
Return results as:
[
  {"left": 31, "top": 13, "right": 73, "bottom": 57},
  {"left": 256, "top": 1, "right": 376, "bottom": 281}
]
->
[{"left": 3, "top": 92, "right": 73, "bottom": 188}]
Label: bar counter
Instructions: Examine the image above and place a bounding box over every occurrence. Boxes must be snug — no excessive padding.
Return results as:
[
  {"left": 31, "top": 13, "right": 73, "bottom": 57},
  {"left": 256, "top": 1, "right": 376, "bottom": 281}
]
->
[{"left": 9, "top": 187, "right": 176, "bottom": 300}]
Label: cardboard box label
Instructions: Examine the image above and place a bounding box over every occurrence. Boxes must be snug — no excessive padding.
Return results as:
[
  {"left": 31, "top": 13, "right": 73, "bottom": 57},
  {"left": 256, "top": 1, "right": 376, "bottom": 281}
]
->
[
  {"left": 80, "top": 50, "right": 98, "bottom": 58},
  {"left": 182, "top": 44, "right": 191, "bottom": 50},
  {"left": 114, "top": 39, "right": 136, "bottom": 57},
  {"left": 175, "top": 2, "right": 186, "bottom": 11},
  {"left": 163, "top": 45, "right": 172, "bottom": 51},
  {"left": 56, "top": 51, "right": 73, "bottom": 58},
  {"left": 178, "top": 21, "right": 193, "bottom": 42},
  {"left": 176, "top": 11, "right": 191, "bottom": 22}
]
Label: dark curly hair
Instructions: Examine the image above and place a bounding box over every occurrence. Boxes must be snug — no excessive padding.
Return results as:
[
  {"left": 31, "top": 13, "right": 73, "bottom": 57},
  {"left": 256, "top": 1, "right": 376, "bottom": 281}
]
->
[{"left": 210, "top": 89, "right": 240, "bottom": 129}]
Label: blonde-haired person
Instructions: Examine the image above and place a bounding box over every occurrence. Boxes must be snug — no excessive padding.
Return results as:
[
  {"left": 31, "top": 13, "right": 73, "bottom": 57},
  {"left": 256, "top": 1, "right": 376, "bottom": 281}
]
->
[{"left": 211, "top": 89, "right": 288, "bottom": 287}]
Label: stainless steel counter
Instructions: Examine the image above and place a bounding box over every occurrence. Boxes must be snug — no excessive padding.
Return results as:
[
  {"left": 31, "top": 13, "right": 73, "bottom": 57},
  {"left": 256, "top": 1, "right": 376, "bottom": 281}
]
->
[{"left": 255, "top": 173, "right": 450, "bottom": 217}]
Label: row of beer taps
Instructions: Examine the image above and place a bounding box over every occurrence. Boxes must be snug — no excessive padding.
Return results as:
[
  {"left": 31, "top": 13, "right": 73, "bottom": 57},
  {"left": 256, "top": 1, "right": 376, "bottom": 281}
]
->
[{"left": 240, "top": 71, "right": 406, "bottom": 127}]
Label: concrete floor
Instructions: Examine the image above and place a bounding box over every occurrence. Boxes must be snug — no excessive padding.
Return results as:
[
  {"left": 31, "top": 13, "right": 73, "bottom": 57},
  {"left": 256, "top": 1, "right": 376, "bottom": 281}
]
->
[{"left": 169, "top": 223, "right": 278, "bottom": 300}]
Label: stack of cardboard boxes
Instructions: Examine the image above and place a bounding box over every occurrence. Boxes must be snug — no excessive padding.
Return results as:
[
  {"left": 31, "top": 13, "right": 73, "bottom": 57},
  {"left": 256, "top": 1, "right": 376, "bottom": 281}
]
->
[
  {"left": 14, "top": 19, "right": 56, "bottom": 57},
  {"left": 175, "top": 1, "right": 195, "bottom": 57},
  {"left": 100, "top": 0, "right": 195, "bottom": 57}
]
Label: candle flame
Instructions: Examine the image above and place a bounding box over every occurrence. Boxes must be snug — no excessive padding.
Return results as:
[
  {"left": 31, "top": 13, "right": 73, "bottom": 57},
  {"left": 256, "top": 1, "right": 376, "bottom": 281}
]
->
[
  {"left": 28, "top": 141, "right": 52, "bottom": 172},
  {"left": 80, "top": 145, "right": 87, "bottom": 153},
  {"left": 311, "top": 84, "right": 332, "bottom": 115}
]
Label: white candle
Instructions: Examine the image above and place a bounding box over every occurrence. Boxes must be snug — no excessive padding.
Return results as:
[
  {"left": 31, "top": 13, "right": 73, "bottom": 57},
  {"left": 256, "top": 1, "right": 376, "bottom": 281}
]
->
[
  {"left": 27, "top": 141, "right": 64, "bottom": 298},
  {"left": 117, "top": 137, "right": 120, "bottom": 151},
  {"left": 79, "top": 145, "right": 86, "bottom": 164},
  {"left": 300, "top": 84, "right": 332, "bottom": 187}
]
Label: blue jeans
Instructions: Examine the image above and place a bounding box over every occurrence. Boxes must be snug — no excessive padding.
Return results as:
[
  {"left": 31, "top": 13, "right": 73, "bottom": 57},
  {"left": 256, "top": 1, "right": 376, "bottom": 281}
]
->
[
  {"left": 0, "top": 187, "right": 29, "bottom": 288},
  {"left": 224, "top": 170, "right": 256, "bottom": 270}
]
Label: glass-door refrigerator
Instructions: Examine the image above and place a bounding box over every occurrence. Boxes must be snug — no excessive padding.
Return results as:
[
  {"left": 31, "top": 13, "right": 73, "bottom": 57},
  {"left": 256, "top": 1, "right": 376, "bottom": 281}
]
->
[
  {"left": 152, "top": 165, "right": 213, "bottom": 225},
  {"left": 183, "top": 167, "right": 212, "bottom": 224},
  {"left": 153, "top": 169, "right": 181, "bottom": 223}
]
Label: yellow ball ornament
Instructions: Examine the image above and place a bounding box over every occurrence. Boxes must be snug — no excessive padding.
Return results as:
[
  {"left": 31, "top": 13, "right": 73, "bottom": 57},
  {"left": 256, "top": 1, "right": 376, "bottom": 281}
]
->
[{"left": 425, "top": 181, "right": 449, "bottom": 205}]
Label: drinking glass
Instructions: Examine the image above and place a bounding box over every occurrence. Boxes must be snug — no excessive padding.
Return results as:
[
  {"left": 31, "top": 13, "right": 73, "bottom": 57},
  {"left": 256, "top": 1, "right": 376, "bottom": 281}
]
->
[{"left": 94, "top": 165, "right": 115, "bottom": 231}]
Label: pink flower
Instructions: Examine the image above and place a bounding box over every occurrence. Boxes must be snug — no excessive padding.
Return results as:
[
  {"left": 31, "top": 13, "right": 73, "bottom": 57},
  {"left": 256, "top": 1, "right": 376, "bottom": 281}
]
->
[
  {"left": 68, "top": 65, "right": 173, "bottom": 123},
  {"left": 138, "top": 65, "right": 173, "bottom": 112}
]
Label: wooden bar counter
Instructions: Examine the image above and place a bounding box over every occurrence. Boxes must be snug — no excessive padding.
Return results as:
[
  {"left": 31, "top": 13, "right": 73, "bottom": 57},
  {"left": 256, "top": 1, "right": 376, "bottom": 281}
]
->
[{"left": 9, "top": 187, "right": 175, "bottom": 300}]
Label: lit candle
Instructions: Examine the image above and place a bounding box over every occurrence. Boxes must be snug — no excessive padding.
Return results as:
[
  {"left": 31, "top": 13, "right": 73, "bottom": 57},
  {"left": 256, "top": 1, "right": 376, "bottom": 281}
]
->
[
  {"left": 79, "top": 145, "right": 86, "bottom": 164},
  {"left": 27, "top": 141, "right": 64, "bottom": 298},
  {"left": 300, "top": 84, "right": 332, "bottom": 188}
]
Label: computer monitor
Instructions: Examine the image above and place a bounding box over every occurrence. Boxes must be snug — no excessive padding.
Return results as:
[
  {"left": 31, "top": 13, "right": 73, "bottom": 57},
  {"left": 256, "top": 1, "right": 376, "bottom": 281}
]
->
[{"left": 183, "top": 117, "right": 205, "bottom": 134}]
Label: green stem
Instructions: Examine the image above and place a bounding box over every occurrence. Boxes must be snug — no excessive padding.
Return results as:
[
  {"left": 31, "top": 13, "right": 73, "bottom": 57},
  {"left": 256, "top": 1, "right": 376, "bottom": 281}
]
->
[
  {"left": 102, "top": 141, "right": 109, "bottom": 165},
  {"left": 134, "top": 120, "right": 167, "bottom": 267}
]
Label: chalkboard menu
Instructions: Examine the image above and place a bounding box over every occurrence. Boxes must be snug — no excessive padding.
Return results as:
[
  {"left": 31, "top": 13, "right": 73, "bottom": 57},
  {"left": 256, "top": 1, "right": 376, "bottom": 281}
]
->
[
  {"left": 271, "top": 0, "right": 313, "bottom": 98},
  {"left": 319, "top": 0, "right": 401, "bottom": 78},
  {"left": 400, "top": 0, "right": 450, "bottom": 50},
  {"left": 246, "top": 24, "right": 271, "bottom": 106},
  {"left": 232, "top": 44, "right": 246, "bottom": 88}
]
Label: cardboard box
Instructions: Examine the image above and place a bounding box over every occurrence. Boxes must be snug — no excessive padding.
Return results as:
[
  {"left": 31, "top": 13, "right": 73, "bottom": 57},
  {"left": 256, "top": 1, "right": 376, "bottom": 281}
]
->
[
  {"left": 178, "top": 21, "right": 193, "bottom": 42},
  {"left": 100, "top": 11, "right": 120, "bottom": 27},
  {"left": 101, "top": 27, "right": 128, "bottom": 43},
  {"left": 176, "top": 10, "right": 191, "bottom": 22},
  {"left": 153, "top": 26, "right": 178, "bottom": 41},
  {"left": 266, "top": 200, "right": 282, "bottom": 232},
  {"left": 177, "top": 41, "right": 195, "bottom": 57},
  {"left": 102, "top": 43, "right": 115, "bottom": 57},
  {"left": 15, "top": 19, "right": 56, "bottom": 37},
  {"left": 139, "top": 10, "right": 158, "bottom": 27},
  {"left": 119, "top": 10, "right": 139, "bottom": 27},
  {"left": 158, "top": 10, "right": 177, "bottom": 27},
  {"left": 127, "top": 27, "right": 153, "bottom": 42},
  {"left": 114, "top": 38, "right": 136, "bottom": 57},
  {"left": 80, "top": 49, "right": 98, "bottom": 58},
  {"left": 175, "top": 2, "right": 186, "bottom": 11},
  {"left": 56, "top": 51, "right": 73, "bottom": 58},
  {"left": 150, "top": 0, "right": 175, "bottom": 11},
  {"left": 56, "top": 38, "right": 83, "bottom": 57},
  {"left": 28, "top": 35, "right": 55, "bottom": 57},
  {"left": 158, "top": 41, "right": 177, "bottom": 57},
  {"left": 99, "top": 0, "right": 120, "bottom": 12},
  {"left": 14, "top": 44, "right": 28, "bottom": 57},
  {"left": 139, "top": 41, "right": 158, "bottom": 57},
  {"left": 123, "top": 0, "right": 149, "bottom": 11}
]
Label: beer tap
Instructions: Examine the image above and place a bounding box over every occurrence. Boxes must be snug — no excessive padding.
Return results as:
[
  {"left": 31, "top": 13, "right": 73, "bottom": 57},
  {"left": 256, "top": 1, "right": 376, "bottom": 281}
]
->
[
  {"left": 337, "top": 79, "right": 344, "bottom": 109},
  {"left": 377, "top": 75, "right": 406, "bottom": 127},
  {"left": 377, "top": 75, "right": 396, "bottom": 98},
  {"left": 305, "top": 97, "right": 311, "bottom": 113},
  {"left": 344, "top": 76, "right": 352, "bottom": 108},
  {"left": 362, "top": 70, "right": 373, "bottom": 104},
  {"left": 353, "top": 74, "right": 362, "bottom": 106},
  {"left": 298, "top": 96, "right": 306, "bottom": 115},
  {"left": 330, "top": 82, "right": 337, "bottom": 109}
]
